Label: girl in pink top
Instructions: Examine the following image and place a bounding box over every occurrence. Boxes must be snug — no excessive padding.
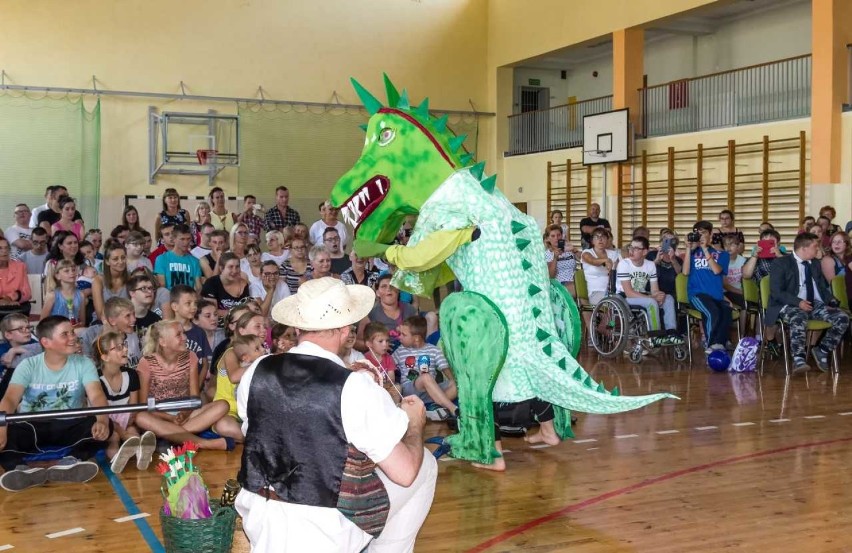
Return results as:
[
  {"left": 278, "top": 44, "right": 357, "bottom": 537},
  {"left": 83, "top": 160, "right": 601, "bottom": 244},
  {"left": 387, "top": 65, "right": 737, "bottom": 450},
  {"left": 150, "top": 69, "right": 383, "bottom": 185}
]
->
[
  {"left": 134, "top": 319, "right": 233, "bottom": 451},
  {"left": 52, "top": 196, "right": 85, "bottom": 240}
]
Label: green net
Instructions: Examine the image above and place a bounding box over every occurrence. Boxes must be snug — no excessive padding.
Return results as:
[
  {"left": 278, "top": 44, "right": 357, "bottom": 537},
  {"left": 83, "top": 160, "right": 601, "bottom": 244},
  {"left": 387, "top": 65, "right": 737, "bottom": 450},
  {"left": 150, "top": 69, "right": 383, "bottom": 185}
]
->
[
  {"left": 237, "top": 103, "right": 479, "bottom": 217},
  {"left": 0, "top": 93, "right": 100, "bottom": 230}
]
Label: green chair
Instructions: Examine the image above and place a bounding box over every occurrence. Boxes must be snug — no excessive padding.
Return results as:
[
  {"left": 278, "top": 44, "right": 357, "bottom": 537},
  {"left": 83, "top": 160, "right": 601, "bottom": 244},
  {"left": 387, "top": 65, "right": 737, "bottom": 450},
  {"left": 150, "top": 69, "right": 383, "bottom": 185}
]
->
[
  {"left": 759, "top": 275, "right": 838, "bottom": 375},
  {"left": 675, "top": 273, "right": 741, "bottom": 366},
  {"left": 832, "top": 275, "right": 850, "bottom": 313},
  {"left": 573, "top": 268, "right": 595, "bottom": 348},
  {"left": 742, "top": 278, "right": 762, "bottom": 337}
]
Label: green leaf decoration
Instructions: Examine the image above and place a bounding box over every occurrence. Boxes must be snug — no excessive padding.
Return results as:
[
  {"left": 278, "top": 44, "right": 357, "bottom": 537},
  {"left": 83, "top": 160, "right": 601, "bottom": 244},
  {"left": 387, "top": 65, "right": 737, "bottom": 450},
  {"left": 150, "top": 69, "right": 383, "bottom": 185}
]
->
[
  {"left": 611, "top": 386, "right": 620, "bottom": 396},
  {"left": 398, "top": 89, "right": 411, "bottom": 110},
  {"left": 521, "top": 259, "right": 533, "bottom": 271},
  {"left": 382, "top": 74, "right": 400, "bottom": 108},
  {"left": 511, "top": 221, "right": 526, "bottom": 234},
  {"left": 543, "top": 344, "right": 552, "bottom": 356},
  {"left": 449, "top": 134, "right": 467, "bottom": 152},
  {"left": 573, "top": 368, "right": 584, "bottom": 380},
  {"left": 536, "top": 328, "right": 550, "bottom": 341},
  {"left": 351, "top": 78, "right": 383, "bottom": 115},
  {"left": 481, "top": 174, "right": 497, "bottom": 193},
  {"left": 583, "top": 376, "right": 593, "bottom": 388},
  {"left": 358, "top": 123, "right": 368, "bottom": 132},
  {"left": 531, "top": 306, "right": 542, "bottom": 318},
  {"left": 596, "top": 383, "right": 606, "bottom": 393},
  {"left": 460, "top": 153, "right": 474, "bottom": 165},
  {"left": 415, "top": 97, "right": 430, "bottom": 119},
  {"left": 434, "top": 114, "right": 449, "bottom": 132},
  {"left": 528, "top": 284, "right": 542, "bottom": 296},
  {"left": 557, "top": 358, "right": 567, "bottom": 370},
  {"left": 470, "top": 161, "right": 486, "bottom": 180}
]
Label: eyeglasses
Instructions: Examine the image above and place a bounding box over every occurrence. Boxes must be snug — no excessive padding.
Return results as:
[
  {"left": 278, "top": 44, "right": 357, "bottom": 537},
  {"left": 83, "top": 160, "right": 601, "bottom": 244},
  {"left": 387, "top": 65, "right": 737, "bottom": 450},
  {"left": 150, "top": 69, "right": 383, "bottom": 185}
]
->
[
  {"left": 32, "top": 240, "right": 48, "bottom": 246},
  {"left": 7, "top": 325, "right": 32, "bottom": 333},
  {"left": 325, "top": 237, "right": 340, "bottom": 242},
  {"left": 14, "top": 209, "right": 30, "bottom": 214},
  {"left": 109, "top": 341, "right": 129, "bottom": 352},
  {"left": 262, "top": 271, "right": 279, "bottom": 277},
  {"left": 133, "top": 286, "right": 154, "bottom": 293}
]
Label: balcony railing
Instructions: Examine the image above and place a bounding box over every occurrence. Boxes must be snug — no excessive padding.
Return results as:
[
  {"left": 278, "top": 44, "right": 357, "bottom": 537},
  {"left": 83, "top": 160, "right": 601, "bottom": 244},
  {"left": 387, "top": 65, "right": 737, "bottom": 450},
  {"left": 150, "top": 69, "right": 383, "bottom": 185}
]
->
[
  {"left": 507, "top": 95, "right": 613, "bottom": 156},
  {"left": 638, "top": 55, "right": 811, "bottom": 138}
]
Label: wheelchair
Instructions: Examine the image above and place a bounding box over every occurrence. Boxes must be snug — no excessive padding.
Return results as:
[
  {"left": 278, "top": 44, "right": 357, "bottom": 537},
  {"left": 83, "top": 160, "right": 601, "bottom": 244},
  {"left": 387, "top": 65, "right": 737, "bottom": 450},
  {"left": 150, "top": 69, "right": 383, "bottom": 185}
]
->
[{"left": 588, "top": 291, "right": 688, "bottom": 364}]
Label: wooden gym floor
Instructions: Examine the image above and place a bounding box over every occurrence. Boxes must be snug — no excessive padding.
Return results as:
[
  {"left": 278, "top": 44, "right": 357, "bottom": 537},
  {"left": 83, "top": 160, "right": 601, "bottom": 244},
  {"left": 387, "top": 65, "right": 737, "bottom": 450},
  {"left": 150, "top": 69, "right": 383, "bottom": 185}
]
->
[{"left": 2, "top": 347, "right": 852, "bottom": 552}]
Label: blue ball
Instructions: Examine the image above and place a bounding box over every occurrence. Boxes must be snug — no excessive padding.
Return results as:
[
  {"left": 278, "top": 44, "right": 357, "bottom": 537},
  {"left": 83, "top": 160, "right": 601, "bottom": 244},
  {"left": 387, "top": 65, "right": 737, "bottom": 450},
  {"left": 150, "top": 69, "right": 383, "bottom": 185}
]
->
[{"left": 707, "top": 350, "right": 731, "bottom": 372}]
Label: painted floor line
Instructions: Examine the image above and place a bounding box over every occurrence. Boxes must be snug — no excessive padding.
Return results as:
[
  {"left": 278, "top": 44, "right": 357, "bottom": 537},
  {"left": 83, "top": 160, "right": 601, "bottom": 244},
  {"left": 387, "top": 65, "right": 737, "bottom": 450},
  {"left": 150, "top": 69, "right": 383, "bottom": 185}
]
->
[
  {"left": 46, "top": 528, "right": 85, "bottom": 539},
  {"left": 732, "top": 422, "right": 755, "bottom": 427},
  {"left": 803, "top": 415, "right": 826, "bottom": 420},
  {"left": 465, "top": 435, "right": 852, "bottom": 553},
  {"left": 614, "top": 434, "right": 638, "bottom": 439},
  {"left": 769, "top": 419, "right": 791, "bottom": 423},
  {"left": 587, "top": 447, "right": 599, "bottom": 451},
  {"left": 656, "top": 430, "right": 679, "bottom": 435},
  {"left": 529, "top": 444, "right": 553, "bottom": 449},
  {"left": 114, "top": 513, "right": 151, "bottom": 523},
  {"left": 0, "top": 544, "right": 14, "bottom": 551},
  {"left": 695, "top": 426, "right": 718, "bottom": 431},
  {"left": 572, "top": 439, "right": 597, "bottom": 444},
  {"left": 839, "top": 412, "right": 852, "bottom": 416},
  {"left": 97, "top": 456, "right": 165, "bottom": 553}
]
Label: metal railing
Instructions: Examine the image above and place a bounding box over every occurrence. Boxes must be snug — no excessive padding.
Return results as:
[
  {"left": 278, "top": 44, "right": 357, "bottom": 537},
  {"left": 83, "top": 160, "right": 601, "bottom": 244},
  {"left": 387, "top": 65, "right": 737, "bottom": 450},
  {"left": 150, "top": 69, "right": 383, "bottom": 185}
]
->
[
  {"left": 639, "top": 55, "right": 811, "bottom": 138},
  {"left": 507, "top": 95, "right": 612, "bottom": 156}
]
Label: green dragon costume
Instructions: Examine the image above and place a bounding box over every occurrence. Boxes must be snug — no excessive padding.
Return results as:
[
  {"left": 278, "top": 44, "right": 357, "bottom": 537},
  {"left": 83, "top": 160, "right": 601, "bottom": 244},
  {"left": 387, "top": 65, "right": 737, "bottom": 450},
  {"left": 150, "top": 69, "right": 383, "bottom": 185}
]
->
[{"left": 330, "top": 75, "right": 676, "bottom": 464}]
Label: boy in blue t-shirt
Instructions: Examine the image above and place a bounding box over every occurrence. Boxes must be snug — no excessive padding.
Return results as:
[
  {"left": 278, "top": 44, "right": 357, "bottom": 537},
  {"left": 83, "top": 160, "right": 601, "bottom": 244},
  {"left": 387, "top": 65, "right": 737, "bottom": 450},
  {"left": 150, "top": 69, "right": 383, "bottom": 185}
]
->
[
  {"left": 683, "top": 220, "right": 732, "bottom": 353},
  {"left": 392, "top": 315, "right": 457, "bottom": 419},
  {"left": 0, "top": 316, "right": 111, "bottom": 491},
  {"left": 154, "top": 224, "right": 202, "bottom": 291}
]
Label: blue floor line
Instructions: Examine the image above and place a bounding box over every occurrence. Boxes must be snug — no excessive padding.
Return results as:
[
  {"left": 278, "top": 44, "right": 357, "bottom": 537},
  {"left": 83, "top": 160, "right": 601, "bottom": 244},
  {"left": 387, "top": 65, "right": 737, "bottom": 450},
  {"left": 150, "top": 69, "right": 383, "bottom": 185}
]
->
[{"left": 97, "top": 455, "right": 165, "bottom": 553}]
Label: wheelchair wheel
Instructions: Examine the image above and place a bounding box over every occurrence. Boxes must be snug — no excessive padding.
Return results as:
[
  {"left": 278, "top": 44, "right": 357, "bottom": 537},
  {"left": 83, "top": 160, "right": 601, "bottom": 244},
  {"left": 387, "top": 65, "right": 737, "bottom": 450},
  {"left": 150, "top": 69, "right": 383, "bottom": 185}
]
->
[
  {"left": 674, "top": 344, "right": 688, "bottom": 362},
  {"left": 628, "top": 346, "right": 643, "bottom": 364},
  {"left": 589, "top": 296, "right": 630, "bottom": 358}
]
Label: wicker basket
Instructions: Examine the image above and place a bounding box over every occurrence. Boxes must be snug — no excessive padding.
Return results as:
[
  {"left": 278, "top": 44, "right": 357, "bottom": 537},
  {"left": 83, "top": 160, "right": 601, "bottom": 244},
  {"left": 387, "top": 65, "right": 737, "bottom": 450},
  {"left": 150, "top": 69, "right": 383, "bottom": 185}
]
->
[{"left": 160, "top": 499, "right": 237, "bottom": 553}]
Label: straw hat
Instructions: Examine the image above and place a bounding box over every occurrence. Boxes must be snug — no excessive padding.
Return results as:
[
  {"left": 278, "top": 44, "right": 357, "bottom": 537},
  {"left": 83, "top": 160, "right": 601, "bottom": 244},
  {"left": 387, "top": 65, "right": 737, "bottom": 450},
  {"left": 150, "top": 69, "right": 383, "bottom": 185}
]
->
[{"left": 271, "top": 277, "right": 375, "bottom": 331}]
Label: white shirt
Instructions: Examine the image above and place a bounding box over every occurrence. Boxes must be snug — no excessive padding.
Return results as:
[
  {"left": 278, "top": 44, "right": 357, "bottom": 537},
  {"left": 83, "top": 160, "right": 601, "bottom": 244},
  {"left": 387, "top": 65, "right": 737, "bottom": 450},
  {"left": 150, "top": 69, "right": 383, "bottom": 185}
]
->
[
  {"left": 29, "top": 203, "right": 48, "bottom": 229},
  {"left": 248, "top": 279, "right": 291, "bottom": 304},
  {"left": 190, "top": 246, "right": 211, "bottom": 259},
  {"left": 309, "top": 220, "right": 349, "bottom": 249},
  {"left": 792, "top": 252, "right": 823, "bottom": 303},
  {"left": 262, "top": 251, "right": 290, "bottom": 266},
  {"left": 615, "top": 258, "right": 657, "bottom": 294},
  {"left": 5, "top": 225, "right": 32, "bottom": 260},
  {"left": 581, "top": 248, "right": 620, "bottom": 293}
]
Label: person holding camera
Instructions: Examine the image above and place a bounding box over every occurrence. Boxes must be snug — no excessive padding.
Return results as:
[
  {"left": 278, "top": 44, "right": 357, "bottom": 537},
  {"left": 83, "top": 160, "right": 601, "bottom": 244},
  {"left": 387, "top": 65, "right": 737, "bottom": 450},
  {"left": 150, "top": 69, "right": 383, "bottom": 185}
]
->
[
  {"left": 543, "top": 224, "right": 577, "bottom": 297},
  {"left": 646, "top": 229, "right": 682, "bottom": 297},
  {"left": 682, "top": 221, "right": 732, "bottom": 354}
]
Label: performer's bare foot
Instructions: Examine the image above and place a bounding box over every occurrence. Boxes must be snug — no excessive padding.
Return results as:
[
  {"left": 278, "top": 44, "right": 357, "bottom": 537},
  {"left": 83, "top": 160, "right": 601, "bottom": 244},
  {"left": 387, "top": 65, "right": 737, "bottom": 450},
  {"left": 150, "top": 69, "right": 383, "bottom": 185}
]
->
[
  {"left": 524, "top": 424, "right": 561, "bottom": 446},
  {"left": 472, "top": 456, "right": 506, "bottom": 472}
]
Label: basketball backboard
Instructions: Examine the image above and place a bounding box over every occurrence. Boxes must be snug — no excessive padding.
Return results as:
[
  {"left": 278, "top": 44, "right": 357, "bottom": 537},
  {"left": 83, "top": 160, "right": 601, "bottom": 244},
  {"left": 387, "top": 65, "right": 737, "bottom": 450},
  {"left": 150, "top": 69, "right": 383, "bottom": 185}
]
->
[
  {"left": 149, "top": 108, "right": 239, "bottom": 184},
  {"left": 583, "top": 108, "right": 628, "bottom": 165}
]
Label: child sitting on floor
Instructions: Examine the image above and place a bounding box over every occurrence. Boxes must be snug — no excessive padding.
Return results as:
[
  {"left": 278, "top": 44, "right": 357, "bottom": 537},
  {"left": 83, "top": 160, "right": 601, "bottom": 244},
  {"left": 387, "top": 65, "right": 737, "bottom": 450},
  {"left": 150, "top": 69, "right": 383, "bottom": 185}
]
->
[
  {"left": 392, "top": 315, "right": 457, "bottom": 420},
  {"left": 94, "top": 331, "right": 156, "bottom": 473},
  {"left": 231, "top": 334, "right": 266, "bottom": 370}
]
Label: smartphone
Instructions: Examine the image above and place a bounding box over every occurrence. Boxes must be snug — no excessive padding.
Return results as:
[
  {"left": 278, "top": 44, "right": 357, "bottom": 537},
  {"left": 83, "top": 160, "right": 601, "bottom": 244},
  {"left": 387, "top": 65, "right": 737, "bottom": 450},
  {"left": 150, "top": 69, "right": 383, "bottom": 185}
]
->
[
  {"left": 757, "top": 239, "right": 776, "bottom": 259},
  {"left": 661, "top": 238, "right": 672, "bottom": 252},
  {"left": 557, "top": 239, "right": 565, "bottom": 250}
]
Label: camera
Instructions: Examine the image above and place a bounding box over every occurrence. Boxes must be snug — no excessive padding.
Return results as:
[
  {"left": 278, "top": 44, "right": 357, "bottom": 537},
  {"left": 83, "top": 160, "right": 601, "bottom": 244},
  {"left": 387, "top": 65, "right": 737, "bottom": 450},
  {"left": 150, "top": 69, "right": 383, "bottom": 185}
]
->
[
  {"left": 557, "top": 239, "right": 565, "bottom": 250},
  {"left": 687, "top": 232, "right": 700, "bottom": 243}
]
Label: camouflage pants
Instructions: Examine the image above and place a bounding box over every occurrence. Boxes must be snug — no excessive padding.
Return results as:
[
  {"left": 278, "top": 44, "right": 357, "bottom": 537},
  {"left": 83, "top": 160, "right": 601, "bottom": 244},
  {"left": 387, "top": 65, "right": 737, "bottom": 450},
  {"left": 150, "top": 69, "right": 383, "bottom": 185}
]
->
[{"left": 780, "top": 302, "right": 850, "bottom": 362}]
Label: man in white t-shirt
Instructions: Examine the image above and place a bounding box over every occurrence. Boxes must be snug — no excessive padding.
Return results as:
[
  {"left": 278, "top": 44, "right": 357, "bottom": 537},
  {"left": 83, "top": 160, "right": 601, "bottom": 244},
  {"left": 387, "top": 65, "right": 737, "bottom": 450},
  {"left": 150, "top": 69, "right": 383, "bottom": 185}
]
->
[
  {"left": 28, "top": 186, "right": 53, "bottom": 229},
  {"left": 235, "top": 278, "right": 436, "bottom": 553},
  {"left": 5, "top": 204, "right": 33, "bottom": 260},
  {"left": 190, "top": 222, "right": 214, "bottom": 259},
  {"left": 309, "top": 201, "right": 348, "bottom": 249},
  {"left": 616, "top": 236, "right": 681, "bottom": 344}
]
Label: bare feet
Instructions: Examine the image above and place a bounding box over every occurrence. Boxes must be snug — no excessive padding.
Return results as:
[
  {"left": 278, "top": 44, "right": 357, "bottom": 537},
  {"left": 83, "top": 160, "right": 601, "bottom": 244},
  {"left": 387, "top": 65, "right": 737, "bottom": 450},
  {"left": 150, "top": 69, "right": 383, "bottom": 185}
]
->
[
  {"left": 524, "top": 428, "right": 561, "bottom": 446},
  {"left": 472, "top": 456, "right": 506, "bottom": 472}
]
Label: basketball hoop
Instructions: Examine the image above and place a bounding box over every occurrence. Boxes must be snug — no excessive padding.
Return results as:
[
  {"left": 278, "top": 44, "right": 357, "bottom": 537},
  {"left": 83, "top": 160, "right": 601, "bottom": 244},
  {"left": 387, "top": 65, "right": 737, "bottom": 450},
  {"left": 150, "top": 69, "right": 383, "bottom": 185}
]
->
[{"left": 196, "top": 149, "right": 219, "bottom": 166}]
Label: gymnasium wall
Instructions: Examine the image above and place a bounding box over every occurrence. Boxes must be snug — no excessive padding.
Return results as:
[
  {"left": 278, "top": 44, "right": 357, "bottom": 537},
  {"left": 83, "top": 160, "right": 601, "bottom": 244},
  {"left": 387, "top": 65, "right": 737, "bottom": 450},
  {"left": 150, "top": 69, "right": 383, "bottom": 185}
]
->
[
  {"left": 502, "top": 113, "right": 852, "bottom": 234},
  {"left": 0, "top": 0, "right": 488, "bottom": 230}
]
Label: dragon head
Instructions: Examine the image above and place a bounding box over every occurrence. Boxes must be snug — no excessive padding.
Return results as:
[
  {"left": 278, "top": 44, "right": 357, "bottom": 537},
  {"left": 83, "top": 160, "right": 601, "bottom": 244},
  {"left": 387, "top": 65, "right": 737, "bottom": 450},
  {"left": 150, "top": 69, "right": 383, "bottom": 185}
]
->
[{"left": 330, "top": 75, "right": 477, "bottom": 246}]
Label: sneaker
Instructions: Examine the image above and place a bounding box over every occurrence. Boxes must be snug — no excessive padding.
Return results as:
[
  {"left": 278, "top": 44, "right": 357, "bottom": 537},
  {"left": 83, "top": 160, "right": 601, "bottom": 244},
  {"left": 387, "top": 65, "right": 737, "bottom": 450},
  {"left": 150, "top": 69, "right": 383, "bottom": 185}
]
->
[
  {"left": 46, "top": 457, "right": 99, "bottom": 484},
  {"left": 811, "top": 348, "right": 830, "bottom": 373},
  {"left": 670, "top": 335, "right": 685, "bottom": 345},
  {"left": 426, "top": 407, "right": 450, "bottom": 422},
  {"left": 110, "top": 436, "right": 140, "bottom": 474},
  {"left": 0, "top": 466, "right": 48, "bottom": 492},
  {"left": 137, "top": 431, "right": 157, "bottom": 471},
  {"left": 792, "top": 358, "right": 812, "bottom": 375}
]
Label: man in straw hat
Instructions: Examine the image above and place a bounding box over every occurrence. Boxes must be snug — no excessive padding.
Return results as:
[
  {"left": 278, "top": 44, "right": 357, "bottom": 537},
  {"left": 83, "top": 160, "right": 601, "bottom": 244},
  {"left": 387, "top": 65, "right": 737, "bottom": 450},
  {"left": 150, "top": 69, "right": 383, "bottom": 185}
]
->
[{"left": 235, "top": 277, "right": 437, "bottom": 552}]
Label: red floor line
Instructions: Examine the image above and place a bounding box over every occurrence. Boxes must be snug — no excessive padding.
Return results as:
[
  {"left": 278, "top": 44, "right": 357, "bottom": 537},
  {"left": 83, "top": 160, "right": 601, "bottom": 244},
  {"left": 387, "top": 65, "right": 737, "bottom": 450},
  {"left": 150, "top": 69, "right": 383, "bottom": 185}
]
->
[{"left": 465, "top": 435, "right": 852, "bottom": 553}]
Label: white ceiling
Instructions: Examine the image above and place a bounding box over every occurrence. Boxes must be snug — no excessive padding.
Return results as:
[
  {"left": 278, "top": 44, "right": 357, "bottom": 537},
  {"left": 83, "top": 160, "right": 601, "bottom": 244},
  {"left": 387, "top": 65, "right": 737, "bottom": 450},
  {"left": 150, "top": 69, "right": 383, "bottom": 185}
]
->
[{"left": 519, "top": 0, "right": 810, "bottom": 70}]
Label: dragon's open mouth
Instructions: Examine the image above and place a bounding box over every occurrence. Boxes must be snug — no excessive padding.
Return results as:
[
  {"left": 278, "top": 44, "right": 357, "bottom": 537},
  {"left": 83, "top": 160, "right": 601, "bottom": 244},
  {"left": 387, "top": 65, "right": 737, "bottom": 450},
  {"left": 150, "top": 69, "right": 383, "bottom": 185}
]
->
[{"left": 339, "top": 175, "right": 390, "bottom": 231}]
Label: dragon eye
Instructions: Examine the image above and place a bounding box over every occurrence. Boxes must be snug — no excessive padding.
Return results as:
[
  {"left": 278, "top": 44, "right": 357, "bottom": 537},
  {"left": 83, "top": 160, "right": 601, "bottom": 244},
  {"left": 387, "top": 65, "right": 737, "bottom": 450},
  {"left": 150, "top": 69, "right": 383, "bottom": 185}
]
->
[{"left": 378, "top": 128, "right": 396, "bottom": 146}]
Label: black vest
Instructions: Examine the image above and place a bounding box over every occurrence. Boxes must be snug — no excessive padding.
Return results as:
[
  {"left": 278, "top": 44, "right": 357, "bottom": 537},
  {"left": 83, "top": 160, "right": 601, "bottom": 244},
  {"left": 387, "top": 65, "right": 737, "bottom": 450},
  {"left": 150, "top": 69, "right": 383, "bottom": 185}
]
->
[{"left": 238, "top": 352, "right": 389, "bottom": 536}]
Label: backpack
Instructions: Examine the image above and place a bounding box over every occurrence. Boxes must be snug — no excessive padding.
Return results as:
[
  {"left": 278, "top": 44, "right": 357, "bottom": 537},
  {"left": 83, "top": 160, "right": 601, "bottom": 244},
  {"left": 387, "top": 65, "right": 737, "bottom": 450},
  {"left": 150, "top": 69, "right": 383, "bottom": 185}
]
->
[{"left": 730, "top": 336, "right": 760, "bottom": 372}]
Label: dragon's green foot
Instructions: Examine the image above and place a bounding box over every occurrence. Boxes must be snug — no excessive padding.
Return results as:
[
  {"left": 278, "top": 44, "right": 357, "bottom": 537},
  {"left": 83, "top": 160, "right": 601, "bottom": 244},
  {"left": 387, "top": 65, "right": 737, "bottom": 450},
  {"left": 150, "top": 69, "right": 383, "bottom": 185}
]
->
[{"left": 439, "top": 291, "right": 508, "bottom": 464}]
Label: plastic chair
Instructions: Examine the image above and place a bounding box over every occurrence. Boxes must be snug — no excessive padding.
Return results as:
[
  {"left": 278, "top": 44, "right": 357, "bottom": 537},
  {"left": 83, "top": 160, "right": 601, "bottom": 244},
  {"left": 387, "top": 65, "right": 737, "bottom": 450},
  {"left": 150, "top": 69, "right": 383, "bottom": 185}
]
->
[
  {"left": 758, "top": 275, "right": 838, "bottom": 375},
  {"left": 573, "top": 268, "right": 595, "bottom": 347},
  {"left": 742, "top": 279, "right": 762, "bottom": 337},
  {"left": 675, "top": 274, "right": 741, "bottom": 366},
  {"left": 832, "top": 275, "right": 850, "bottom": 313},
  {"left": 27, "top": 273, "right": 43, "bottom": 316}
]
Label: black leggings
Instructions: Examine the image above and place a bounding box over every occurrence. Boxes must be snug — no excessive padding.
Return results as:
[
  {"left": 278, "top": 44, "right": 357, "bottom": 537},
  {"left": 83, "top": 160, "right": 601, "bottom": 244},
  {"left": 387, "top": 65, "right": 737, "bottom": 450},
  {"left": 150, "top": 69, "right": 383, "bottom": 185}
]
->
[
  {"left": 492, "top": 398, "right": 554, "bottom": 440},
  {"left": 0, "top": 416, "right": 111, "bottom": 470}
]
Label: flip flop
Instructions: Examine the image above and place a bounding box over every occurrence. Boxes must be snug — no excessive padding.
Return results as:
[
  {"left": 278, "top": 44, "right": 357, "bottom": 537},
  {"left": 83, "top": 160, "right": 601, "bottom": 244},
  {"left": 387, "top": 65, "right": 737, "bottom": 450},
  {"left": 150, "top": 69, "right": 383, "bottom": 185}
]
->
[
  {"left": 111, "top": 436, "right": 140, "bottom": 474},
  {"left": 136, "top": 431, "right": 157, "bottom": 471}
]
